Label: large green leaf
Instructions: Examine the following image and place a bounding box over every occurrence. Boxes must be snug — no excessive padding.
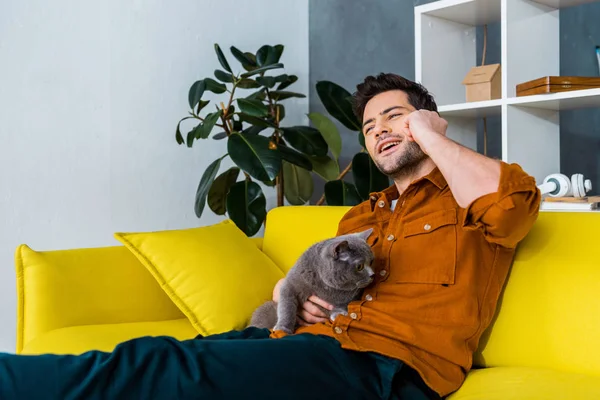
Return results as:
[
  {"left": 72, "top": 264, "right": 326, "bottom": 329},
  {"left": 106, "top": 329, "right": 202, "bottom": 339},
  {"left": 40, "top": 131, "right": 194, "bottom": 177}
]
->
[
  {"left": 214, "top": 43, "right": 232, "bottom": 73},
  {"left": 324, "top": 180, "right": 362, "bottom": 206},
  {"left": 277, "top": 75, "right": 298, "bottom": 90},
  {"left": 237, "top": 79, "right": 261, "bottom": 89},
  {"left": 186, "top": 129, "right": 195, "bottom": 148},
  {"left": 316, "top": 81, "right": 361, "bottom": 131},
  {"left": 188, "top": 80, "right": 206, "bottom": 109},
  {"left": 208, "top": 167, "right": 239, "bottom": 215},
  {"left": 194, "top": 157, "right": 224, "bottom": 218},
  {"left": 239, "top": 113, "right": 276, "bottom": 128},
  {"left": 241, "top": 125, "right": 266, "bottom": 136},
  {"left": 352, "top": 152, "right": 390, "bottom": 200},
  {"left": 277, "top": 143, "right": 312, "bottom": 171},
  {"left": 245, "top": 88, "right": 267, "bottom": 100},
  {"left": 283, "top": 162, "right": 313, "bottom": 205},
  {"left": 237, "top": 98, "right": 269, "bottom": 117},
  {"left": 227, "top": 133, "right": 281, "bottom": 182},
  {"left": 226, "top": 180, "right": 267, "bottom": 236},
  {"left": 240, "top": 63, "right": 284, "bottom": 78},
  {"left": 256, "top": 45, "right": 279, "bottom": 66},
  {"left": 232, "top": 120, "right": 243, "bottom": 132},
  {"left": 196, "top": 99, "right": 210, "bottom": 114},
  {"left": 308, "top": 112, "right": 342, "bottom": 161},
  {"left": 310, "top": 155, "right": 339, "bottom": 181},
  {"left": 214, "top": 69, "right": 233, "bottom": 83},
  {"left": 204, "top": 78, "right": 227, "bottom": 94},
  {"left": 256, "top": 76, "right": 276, "bottom": 89},
  {"left": 269, "top": 91, "right": 306, "bottom": 101},
  {"left": 230, "top": 46, "right": 256, "bottom": 68},
  {"left": 212, "top": 132, "right": 228, "bottom": 140},
  {"left": 273, "top": 44, "right": 284, "bottom": 63},
  {"left": 281, "top": 126, "right": 328, "bottom": 157},
  {"left": 175, "top": 116, "right": 194, "bottom": 145},
  {"left": 195, "top": 110, "right": 223, "bottom": 139}
]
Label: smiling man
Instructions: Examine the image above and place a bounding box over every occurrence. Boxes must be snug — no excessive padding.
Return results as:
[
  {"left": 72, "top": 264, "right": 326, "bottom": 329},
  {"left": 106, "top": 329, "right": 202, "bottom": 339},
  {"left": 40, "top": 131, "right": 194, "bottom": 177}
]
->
[{"left": 279, "top": 73, "right": 542, "bottom": 397}]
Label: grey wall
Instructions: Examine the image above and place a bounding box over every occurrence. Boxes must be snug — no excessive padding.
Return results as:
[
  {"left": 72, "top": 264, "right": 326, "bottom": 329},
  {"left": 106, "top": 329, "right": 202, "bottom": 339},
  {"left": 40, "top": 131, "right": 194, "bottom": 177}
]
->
[
  {"left": 560, "top": 5, "right": 600, "bottom": 192},
  {"left": 309, "top": 0, "right": 600, "bottom": 194}
]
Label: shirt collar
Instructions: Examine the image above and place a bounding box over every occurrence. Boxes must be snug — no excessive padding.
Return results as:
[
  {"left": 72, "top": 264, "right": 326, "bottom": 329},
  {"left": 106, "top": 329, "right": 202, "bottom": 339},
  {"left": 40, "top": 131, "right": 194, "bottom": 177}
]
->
[{"left": 368, "top": 166, "right": 447, "bottom": 210}]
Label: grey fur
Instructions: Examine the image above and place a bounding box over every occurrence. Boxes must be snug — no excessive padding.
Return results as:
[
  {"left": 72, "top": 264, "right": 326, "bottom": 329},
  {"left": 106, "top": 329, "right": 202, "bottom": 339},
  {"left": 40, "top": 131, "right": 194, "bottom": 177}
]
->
[{"left": 249, "top": 229, "right": 375, "bottom": 333}]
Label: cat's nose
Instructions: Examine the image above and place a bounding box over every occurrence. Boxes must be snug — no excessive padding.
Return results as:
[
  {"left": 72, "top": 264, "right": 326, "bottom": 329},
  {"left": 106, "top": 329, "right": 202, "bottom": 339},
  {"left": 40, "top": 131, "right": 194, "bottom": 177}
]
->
[{"left": 369, "top": 272, "right": 375, "bottom": 279}]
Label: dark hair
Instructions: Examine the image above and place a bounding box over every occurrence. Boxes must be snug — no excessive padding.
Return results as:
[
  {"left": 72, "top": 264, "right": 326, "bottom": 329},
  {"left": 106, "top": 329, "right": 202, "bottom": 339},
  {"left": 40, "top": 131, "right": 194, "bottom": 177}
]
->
[{"left": 353, "top": 73, "right": 437, "bottom": 124}]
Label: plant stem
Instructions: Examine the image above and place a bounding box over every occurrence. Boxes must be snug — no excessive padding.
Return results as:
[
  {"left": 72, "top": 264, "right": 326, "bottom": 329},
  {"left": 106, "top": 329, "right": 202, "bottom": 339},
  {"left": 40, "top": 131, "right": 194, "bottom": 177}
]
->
[
  {"left": 315, "top": 161, "right": 354, "bottom": 206},
  {"left": 220, "top": 80, "right": 238, "bottom": 136},
  {"left": 265, "top": 87, "right": 284, "bottom": 207}
]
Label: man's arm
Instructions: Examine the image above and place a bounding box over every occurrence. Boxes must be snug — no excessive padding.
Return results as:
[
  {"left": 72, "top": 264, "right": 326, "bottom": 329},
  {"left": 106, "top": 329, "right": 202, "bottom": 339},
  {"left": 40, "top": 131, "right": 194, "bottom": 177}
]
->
[
  {"left": 403, "top": 110, "right": 541, "bottom": 248},
  {"left": 402, "top": 110, "right": 500, "bottom": 208}
]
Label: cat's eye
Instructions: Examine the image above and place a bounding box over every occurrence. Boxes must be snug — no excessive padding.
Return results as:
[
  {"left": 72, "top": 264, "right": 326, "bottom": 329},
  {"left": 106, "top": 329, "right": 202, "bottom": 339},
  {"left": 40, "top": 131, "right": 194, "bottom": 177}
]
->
[{"left": 356, "top": 264, "right": 364, "bottom": 272}]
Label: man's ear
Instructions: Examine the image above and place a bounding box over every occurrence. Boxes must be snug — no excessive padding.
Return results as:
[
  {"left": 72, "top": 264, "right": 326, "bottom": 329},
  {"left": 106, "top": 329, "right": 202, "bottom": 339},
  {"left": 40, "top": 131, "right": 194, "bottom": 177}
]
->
[{"left": 333, "top": 240, "right": 349, "bottom": 260}]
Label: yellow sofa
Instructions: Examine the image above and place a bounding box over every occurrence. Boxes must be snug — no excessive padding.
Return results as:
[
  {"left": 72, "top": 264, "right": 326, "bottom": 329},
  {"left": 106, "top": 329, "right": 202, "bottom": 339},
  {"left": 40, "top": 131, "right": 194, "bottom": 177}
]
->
[{"left": 14, "top": 206, "right": 600, "bottom": 399}]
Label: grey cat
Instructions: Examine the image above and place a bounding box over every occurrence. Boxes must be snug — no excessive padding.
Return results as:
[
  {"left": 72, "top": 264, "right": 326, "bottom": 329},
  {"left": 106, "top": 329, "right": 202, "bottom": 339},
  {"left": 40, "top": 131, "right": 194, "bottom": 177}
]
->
[{"left": 249, "top": 228, "right": 375, "bottom": 334}]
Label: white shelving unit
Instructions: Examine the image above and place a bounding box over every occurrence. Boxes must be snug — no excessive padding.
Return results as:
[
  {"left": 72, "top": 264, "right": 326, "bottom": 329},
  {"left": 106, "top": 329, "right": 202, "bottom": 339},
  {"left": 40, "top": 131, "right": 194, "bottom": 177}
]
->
[{"left": 415, "top": 0, "right": 600, "bottom": 184}]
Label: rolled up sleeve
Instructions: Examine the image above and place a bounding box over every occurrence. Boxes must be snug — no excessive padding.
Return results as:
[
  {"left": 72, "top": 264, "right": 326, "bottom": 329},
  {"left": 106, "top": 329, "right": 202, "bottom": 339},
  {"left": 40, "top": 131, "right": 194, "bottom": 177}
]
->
[{"left": 461, "top": 162, "right": 541, "bottom": 248}]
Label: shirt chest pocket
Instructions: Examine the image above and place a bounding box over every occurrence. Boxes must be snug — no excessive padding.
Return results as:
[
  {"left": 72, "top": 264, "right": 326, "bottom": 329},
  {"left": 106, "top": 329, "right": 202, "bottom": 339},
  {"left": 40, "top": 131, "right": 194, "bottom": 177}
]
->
[{"left": 390, "top": 208, "right": 457, "bottom": 285}]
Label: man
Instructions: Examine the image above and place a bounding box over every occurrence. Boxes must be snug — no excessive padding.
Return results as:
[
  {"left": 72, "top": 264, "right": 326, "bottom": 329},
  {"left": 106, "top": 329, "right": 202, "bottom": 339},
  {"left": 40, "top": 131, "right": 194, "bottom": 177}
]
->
[
  {"left": 273, "top": 73, "right": 541, "bottom": 397},
  {"left": 0, "top": 74, "right": 540, "bottom": 400}
]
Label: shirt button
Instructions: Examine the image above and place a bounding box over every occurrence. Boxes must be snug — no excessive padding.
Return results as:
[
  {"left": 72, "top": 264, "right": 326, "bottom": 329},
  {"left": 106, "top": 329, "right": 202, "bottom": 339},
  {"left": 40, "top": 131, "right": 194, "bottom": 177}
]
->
[
  {"left": 387, "top": 234, "right": 395, "bottom": 241},
  {"left": 424, "top": 223, "right": 431, "bottom": 231},
  {"left": 380, "top": 269, "right": 387, "bottom": 276},
  {"left": 378, "top": 200, "right": 385, "bottom": 208},
  {"left": 350, "top": 313, "right": 357, "bottom": 319},
  {"left": 334, "top": 327, "right": 343, "bottom": 334},
  {"left": 370, "top": 195, "right": 377, "bottom": 201},
  {"left": 365, "top": 294, "right": 373, "bottom": 301}
]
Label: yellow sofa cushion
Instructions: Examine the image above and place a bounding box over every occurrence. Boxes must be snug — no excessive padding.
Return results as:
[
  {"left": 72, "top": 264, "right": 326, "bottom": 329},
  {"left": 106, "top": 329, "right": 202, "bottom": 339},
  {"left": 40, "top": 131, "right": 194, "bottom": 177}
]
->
[
  {"left": 448, "top": 367, "right": 600, "bottom": 400},
  {"left": 21, "top": 318, "right": 198, "bottom": 355},
  {"left": 474, "top": 212, "right": 600, "bottom": 379},
  {"left": 114, "top": 220, "right": 284, "bottom": 336},
  {"left": 262, "top": 205, "right": 351, "bottom": 273},
  {"left": 15, "top": 244, "right": 185, "bottom": 353}
]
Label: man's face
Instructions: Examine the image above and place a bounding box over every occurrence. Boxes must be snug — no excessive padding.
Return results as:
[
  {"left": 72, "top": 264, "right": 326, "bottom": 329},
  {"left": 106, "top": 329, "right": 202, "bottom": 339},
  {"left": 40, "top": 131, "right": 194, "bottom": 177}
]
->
[{"left": 361, "top": 90, "right": 427, "bottom": 177}]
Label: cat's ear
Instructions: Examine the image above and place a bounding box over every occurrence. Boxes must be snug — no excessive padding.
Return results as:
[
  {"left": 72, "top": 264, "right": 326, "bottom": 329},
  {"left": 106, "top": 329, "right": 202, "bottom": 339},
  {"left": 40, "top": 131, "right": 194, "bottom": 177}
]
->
[
  {"left": 333, "top": 240, "right": 349, "bottom": 260},
  {"left": 354, "top": 228, "right": 373, "bottom": 242}
]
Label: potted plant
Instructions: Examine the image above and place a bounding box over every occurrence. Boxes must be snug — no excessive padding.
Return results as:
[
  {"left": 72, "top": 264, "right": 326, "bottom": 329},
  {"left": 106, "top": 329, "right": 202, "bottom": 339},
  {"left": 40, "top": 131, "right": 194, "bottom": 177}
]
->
[{"left": 175, "top": 43, "right": 389, "bottom": 236}]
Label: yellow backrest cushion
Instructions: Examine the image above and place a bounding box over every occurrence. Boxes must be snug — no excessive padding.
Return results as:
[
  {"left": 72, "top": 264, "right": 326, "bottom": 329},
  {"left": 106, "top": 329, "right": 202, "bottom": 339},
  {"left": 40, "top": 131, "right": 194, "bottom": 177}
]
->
[
  {"left": 474, "top": 212, "right": 600, "bottom": 377},
  {"left": 15, "top": 244, "right": 184, "bottom": 353},
  {"left": 262, "top": 205, "right": 352, "bottom": 273},
  {"left": 263, "top": 207, "right": 600, "bottom": 376},
  {"left": 114, "top": 220, "right": 284, "bottom": 336}
]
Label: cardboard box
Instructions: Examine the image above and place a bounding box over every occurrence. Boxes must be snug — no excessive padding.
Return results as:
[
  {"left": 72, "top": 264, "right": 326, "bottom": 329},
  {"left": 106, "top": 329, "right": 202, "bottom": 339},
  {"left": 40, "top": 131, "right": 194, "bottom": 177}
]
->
[
  {"left": 462, "top": 64, "right": 501, "bottom": 102},
  {"left": 516, "top": 76, "right": 600, "bottom": 97}
]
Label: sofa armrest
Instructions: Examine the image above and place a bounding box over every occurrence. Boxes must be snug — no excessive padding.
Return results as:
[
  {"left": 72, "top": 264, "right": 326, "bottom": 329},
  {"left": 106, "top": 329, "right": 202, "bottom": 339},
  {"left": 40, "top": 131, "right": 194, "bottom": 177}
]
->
[{"left": 15, "top": 244, "right": 184, "bottom": 353}]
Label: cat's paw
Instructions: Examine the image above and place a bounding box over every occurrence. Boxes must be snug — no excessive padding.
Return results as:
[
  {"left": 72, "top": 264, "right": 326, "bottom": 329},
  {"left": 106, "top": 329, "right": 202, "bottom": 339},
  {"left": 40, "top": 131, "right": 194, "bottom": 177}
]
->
[{"left": 273, "top": 324, "right": 293, "bottom": 334}]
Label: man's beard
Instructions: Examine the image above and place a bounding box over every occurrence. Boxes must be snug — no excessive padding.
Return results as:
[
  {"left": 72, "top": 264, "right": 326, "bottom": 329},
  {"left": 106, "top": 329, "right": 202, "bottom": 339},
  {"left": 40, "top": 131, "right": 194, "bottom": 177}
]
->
[{"left": 373, "top": 140, "right": 428, "bottom": 179}]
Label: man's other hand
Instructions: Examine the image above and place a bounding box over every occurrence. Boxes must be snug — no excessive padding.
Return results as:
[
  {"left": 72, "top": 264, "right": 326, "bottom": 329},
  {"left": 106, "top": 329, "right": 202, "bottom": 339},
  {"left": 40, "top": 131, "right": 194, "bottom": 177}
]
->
[
  {"left": 400, "top": 109, "right": 448, "bottom": 153},
  {"left": 272, "top": 278, "right": 334, "bottom": 327}
]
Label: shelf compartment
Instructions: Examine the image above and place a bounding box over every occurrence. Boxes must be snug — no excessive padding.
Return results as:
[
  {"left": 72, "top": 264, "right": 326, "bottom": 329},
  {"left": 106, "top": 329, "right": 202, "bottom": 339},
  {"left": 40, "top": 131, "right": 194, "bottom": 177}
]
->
[
  {"left": 415, "top": 0, "right": 502, "bottom": 106},
  {"left": 529, "top": 0, "right": 597, "bottom": 8},
  {"left": 507, "top": 88, "right": 600, "bottom": 110},
  {"left": 438, "top": 99, "right": 503, "bottom": 117},
  {"left": 415, "top": 0, "right": 501, "bottom": 26}
]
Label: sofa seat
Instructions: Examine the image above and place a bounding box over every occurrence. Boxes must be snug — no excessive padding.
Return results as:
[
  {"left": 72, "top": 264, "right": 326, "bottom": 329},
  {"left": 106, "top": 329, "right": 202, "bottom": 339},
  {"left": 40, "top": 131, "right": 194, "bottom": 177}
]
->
[
  {"left": 449, "top": 366, "right": 600, "bottom": 399},
  {"left": 20, "top": 318, "right": 198, "bottom": 355}
]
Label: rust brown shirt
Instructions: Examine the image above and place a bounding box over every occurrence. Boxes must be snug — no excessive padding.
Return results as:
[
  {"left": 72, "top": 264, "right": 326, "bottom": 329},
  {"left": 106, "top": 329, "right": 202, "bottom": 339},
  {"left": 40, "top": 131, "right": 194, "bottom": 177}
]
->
[{"left": 272, "top": 161, "right": 541, "bottom": 396}]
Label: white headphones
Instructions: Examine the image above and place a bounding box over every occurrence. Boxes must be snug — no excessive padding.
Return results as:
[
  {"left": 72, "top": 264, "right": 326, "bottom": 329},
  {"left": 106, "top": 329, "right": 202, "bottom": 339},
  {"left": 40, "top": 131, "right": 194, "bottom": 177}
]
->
[{"left": 538, "top": 173, "right": 593, "bottom": 198}]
